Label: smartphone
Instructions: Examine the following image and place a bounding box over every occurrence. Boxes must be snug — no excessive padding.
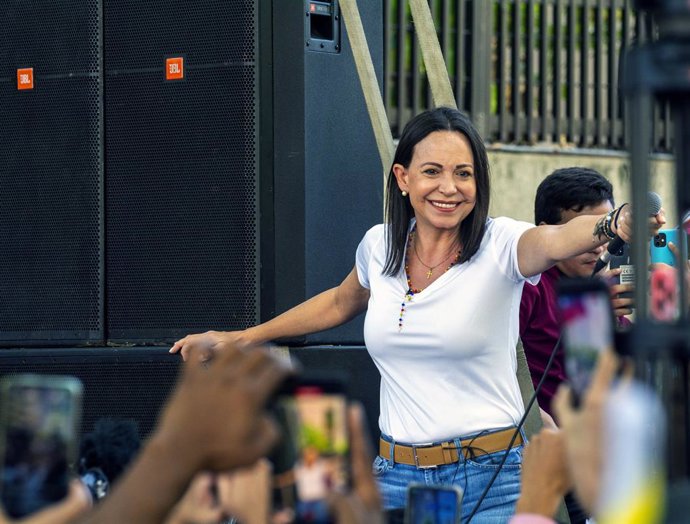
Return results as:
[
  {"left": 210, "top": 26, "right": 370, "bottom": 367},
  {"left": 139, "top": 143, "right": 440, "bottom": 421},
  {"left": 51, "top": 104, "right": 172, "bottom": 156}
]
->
[
  {"left": 557, "top": 278, "right": 615, "bottom": 406},
  {"left": 271, "top": 374, "right": 350, "bottom": 524},
  {"left": 405, "top": 484, "right": 463, "bottom": 524},
  {"left": 650, "top": 228, "right": 686, "bottom": 266},
  {"left": 0, "top": 375, "right": 82, "bottom": 518},
  {"left": 608, "top": 243, "right": 634, "bottom": 300}
]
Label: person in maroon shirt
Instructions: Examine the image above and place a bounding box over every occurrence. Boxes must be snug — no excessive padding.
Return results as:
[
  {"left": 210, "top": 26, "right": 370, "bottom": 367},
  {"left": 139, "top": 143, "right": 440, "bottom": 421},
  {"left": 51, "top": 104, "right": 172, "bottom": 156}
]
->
[
  {"left": 519, "top": 167, "right": 634, "bottom": 417},
  {"left": 519, "top": 167, "right": 637, "bottom": 524}
]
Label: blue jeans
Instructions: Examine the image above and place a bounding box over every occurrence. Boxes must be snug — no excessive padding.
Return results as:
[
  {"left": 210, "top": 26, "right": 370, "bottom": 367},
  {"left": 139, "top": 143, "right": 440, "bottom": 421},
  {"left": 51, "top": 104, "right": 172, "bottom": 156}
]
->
[{"left": 374, "top": 430, "right": 525, "bottom": 524}]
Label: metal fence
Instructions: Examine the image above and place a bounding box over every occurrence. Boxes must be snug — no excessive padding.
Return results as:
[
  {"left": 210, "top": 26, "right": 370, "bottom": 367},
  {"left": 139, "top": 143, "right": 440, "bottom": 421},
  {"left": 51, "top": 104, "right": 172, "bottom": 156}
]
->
[{"left": 383, "top": 0, "right": 673, "bottom": 152}]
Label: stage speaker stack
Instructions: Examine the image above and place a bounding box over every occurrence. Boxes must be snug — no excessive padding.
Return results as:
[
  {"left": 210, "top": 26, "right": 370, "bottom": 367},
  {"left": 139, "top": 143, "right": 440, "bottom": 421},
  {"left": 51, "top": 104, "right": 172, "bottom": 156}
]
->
[
  {"left": 0, "top": 0, "right": 383, "bottom": 346},
  {"left": 1, "top": 0, "right": 383, "bottom": 441}
]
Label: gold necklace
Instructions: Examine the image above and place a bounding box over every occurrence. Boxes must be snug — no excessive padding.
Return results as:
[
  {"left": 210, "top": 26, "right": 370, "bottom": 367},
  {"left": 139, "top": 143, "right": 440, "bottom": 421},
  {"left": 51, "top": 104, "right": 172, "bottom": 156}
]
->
[{"left": 412, "top": 233, "right": 461, "bottom": 279}]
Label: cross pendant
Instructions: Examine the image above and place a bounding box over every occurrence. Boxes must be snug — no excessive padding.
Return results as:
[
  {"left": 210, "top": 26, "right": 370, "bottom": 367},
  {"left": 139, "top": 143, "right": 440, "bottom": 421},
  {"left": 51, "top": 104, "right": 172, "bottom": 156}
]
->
[{"left": 426, "top": 269, "right": 433, "bottom": 279}]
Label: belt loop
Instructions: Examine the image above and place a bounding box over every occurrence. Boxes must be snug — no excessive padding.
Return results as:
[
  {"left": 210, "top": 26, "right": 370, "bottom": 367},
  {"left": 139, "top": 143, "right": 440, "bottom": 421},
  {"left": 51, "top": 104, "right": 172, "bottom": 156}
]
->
[
  {"left": 453, "top": 437, "right": 463, "bottom": 462},
  {"left": 388, "top": 438, "right": 396, "bottom": 466},
  {"left": 519, "top": 426, "right": 528, "bottom": 446}
]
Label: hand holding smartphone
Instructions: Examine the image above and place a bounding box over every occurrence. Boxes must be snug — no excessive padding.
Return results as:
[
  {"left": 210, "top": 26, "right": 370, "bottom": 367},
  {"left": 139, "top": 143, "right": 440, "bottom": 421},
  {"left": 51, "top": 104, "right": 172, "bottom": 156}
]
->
[
  {"left": 405, "top": 484, "right": 463, "bottom": 524},
  {"left": 557, "top": 278, "right": 615, "bottom": 407},
  {"left": 271, "top": 373, "right": 350, "bottom": 524},
  {"left": 608, "top": 243, "right": 634, "bottom": 301},
  {"left": 650, "top": 228, "right": 687, "bottom": 266},
  {"left": 0, "top": 375, "right": 82, "bottom": 518}
]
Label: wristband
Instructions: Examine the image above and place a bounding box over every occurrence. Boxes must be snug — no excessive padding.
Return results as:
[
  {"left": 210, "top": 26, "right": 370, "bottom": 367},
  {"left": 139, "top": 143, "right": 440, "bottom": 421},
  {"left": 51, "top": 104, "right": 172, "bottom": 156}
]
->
[{"left": 602, "top": 211, "right": 616, "bottom": 240}]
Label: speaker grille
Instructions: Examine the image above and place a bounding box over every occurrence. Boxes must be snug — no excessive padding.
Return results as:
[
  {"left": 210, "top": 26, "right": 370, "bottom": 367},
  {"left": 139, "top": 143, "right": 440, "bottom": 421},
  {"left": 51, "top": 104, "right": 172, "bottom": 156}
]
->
[
  {"left": 0, "top": 346, "right": 379, "bottom": 447},
  {"left": 0, "top": 349, "right": 180, "bottom": 441},
  {"left": 0, "top": 1, "right": 102, "bottom": 343},
  {"left": 104, "top": 1, "right": 259, "bottom": 340},
  {"left": 0, "top": 1, "right": 101, "bottom": 74},
  {"left": 103, "top": 0, "right": 255, "bottom": 68}
]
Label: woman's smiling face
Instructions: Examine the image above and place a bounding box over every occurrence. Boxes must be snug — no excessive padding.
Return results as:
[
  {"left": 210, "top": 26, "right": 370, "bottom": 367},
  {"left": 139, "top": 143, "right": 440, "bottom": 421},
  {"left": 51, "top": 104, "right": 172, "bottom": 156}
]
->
[{"left": 393, "top": 130, "right": 477, "bottom": 233}]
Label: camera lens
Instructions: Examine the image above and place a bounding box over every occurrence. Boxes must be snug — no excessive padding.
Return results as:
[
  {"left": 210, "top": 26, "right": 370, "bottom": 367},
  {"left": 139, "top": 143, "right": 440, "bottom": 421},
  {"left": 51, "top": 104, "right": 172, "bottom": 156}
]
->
[{"left": 80, "top": 468, "right": 109, "bottom": 502}]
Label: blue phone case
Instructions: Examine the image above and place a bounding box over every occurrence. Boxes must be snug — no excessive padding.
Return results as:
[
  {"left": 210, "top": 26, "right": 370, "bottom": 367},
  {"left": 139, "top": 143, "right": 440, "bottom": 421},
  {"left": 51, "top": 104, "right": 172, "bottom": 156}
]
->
[{"left": 650, "top": 229, "right": 681, "bottom": 266}]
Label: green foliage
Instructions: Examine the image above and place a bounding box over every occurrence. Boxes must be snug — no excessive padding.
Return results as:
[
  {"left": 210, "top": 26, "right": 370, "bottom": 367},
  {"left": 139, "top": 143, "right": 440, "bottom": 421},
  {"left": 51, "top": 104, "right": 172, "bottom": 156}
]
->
[{"left": 300, "top": 424, "right": 348, "bottom": 454}]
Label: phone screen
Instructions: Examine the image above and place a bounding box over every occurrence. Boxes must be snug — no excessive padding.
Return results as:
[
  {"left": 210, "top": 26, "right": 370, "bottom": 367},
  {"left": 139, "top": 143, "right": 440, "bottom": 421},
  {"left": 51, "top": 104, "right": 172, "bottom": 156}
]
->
[
  {"left": 0, "top": 375, "right": 82, "bottom": 518},
  {"left": 272, "top": 377, "right": 349, "bottom": 524},
  {"left": 406, "top": 485, "right": 462, "bottom": 524},
  {"left": 558, "top": 279, "right": 615, "bottom": 403},
  {"left": 650, "top": 266, "right": 678, "bottom": 322}
]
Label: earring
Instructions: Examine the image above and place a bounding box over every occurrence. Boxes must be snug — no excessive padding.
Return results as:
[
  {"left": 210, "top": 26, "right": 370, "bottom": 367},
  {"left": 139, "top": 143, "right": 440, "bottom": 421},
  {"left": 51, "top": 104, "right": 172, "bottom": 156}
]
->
[{"left": 401, "top": 190, "right": 408, "bottom": 197}]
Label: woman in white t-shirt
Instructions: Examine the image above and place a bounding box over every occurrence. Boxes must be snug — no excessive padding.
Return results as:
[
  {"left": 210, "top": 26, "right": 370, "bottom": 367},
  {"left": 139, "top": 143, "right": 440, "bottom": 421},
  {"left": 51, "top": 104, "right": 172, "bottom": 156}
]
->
[{"left": 171, "top": 107, "right": 637, "bottom": 522}]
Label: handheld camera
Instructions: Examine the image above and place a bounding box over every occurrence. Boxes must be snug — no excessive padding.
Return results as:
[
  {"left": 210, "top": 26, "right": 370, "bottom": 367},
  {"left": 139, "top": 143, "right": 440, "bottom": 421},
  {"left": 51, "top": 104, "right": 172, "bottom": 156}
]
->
[
  {"left": 271, "top": 373, "right": 350, "bottom": 524},
  {"left": 405, "top": 484, "right": 463, "bottom": 524},
  {"left": 557, "top": 278, "right": 615, "bottom": 406}
]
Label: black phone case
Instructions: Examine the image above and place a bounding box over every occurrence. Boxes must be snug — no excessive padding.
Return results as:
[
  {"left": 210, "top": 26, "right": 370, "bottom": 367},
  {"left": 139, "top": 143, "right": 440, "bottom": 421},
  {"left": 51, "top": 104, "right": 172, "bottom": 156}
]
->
[{"left": 608, "top": 243, "right": 634, "bottom": 300}]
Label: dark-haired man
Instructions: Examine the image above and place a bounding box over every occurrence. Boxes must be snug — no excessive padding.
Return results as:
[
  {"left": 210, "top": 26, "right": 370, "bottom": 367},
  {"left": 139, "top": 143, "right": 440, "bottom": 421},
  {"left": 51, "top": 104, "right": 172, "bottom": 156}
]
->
[
  {"left": 519, "top": 167, "right": 634, "bottom": 418},
  {"left": 519, "top": 167, "right": 635, "bottom": 524},
  {"left": 520, "top": 167, "right": 666, "bottom": 524}
]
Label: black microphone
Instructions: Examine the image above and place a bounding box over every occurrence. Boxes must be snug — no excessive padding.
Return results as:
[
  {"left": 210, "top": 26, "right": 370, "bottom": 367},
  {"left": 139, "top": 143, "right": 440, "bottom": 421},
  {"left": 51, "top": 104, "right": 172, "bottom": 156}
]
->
[{"left": 591, "top": 191, "right": 662, "bottom": 275}]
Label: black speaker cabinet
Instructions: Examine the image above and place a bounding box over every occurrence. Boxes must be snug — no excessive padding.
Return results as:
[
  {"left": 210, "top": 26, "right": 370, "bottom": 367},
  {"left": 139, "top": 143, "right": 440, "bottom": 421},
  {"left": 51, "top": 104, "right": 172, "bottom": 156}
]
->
[
  {"left": 0, "top": 346, "right": 380, "bottom": 447},
  {"left": 0, "top": 1, "right": 104, "bottom": 345},
  {"left": 0, "top": 348, "right": 179, "bottom": 441},
  {"left": 0, "top": 1, "right": 383, "bottom": 347},
  {"left": 271, "top": 1, "right": 384, "bottom": 345}
]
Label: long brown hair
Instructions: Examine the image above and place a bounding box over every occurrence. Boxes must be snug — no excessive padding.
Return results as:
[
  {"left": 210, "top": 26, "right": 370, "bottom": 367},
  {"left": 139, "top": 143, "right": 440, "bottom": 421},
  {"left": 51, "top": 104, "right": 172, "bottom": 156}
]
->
[{"left": 383, "top": 107, "right": 490, "bottom": 276}]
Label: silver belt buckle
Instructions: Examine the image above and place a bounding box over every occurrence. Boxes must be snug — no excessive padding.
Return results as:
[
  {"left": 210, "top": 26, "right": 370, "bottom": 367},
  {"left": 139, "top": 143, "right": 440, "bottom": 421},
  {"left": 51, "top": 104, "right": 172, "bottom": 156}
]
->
[{"left": 412, "top": 443, "right": 437, "bottom": 469}]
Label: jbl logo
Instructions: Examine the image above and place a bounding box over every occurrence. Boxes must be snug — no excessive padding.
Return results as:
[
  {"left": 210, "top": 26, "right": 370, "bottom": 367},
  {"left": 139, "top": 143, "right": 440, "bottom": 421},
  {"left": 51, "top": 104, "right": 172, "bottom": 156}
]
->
[
  {"left": 166, "top": 57, "right": 184, "bottom": 81},
  {"left": 17, "top": 68, "right": 34, "bottom": 90}
]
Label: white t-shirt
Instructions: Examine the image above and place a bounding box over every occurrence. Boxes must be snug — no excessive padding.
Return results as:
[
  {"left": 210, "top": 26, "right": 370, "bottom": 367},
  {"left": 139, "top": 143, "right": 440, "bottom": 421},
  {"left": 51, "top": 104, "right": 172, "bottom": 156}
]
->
[
  {"left": 355, "top": 217, "right": 539, "bottom": 444},
  {"left": 294, "top": 460, "right": 329, "bottom": 501}
]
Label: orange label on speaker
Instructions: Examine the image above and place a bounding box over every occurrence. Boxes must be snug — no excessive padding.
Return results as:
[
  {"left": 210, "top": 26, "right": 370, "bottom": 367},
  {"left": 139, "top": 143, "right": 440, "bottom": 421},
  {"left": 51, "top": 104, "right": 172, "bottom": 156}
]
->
[
  {"left": 166, "top": 57, "right": 184, "bottom": 80},
  {"left": 17, "top": 68, "right": 34, "bottom": 90}
]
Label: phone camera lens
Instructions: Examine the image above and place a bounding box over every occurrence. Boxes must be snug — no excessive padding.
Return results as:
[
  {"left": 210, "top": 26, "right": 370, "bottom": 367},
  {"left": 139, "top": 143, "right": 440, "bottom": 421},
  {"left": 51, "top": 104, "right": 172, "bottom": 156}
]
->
[{"left": 80, "top": 468, "right": 109, "bottom": 502}]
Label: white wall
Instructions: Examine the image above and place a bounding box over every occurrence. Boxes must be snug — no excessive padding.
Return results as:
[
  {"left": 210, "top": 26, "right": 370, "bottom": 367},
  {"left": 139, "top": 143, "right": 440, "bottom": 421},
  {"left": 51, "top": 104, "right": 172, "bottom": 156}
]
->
[{"left": 488, "top": 147, "right": 677, "bottom": 226}]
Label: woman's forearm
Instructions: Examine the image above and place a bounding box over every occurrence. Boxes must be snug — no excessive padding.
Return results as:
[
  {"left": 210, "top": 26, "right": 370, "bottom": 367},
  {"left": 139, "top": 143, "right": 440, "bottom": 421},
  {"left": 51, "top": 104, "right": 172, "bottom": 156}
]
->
[
  {"left": 248, "top": 287, "right": 365, "bottom": 342},
  {"left": 246, "top": 267, "right": 369, "bottom": 343},
  {"left": 518, "top": 213, "right": 611, "bottom": 277}
]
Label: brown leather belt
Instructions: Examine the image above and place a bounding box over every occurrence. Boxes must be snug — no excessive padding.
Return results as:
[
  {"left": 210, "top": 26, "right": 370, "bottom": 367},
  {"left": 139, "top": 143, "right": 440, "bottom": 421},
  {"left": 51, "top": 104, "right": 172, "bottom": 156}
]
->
[{"left": 379, "top": 428, "right": 523, "bottom": 468}]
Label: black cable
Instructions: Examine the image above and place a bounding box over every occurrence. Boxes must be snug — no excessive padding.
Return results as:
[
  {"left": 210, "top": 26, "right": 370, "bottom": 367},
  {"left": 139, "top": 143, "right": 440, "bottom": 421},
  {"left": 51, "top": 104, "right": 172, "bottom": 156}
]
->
[
  {"left": 465, "top": 334, "right": 562, "bottom": 523},
  {"left": 451, "top": 430, "right": 491, "bottom": 492},
  {"left": 467, "top": 269, "right": 606, "bottom": 520}
]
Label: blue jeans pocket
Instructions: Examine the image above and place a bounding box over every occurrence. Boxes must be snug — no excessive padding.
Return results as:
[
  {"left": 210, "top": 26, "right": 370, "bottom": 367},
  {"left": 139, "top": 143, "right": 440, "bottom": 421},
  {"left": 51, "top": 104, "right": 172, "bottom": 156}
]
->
[
  {"left": 465, "top": 445, "right": 523, "bottom": 470},
  {"left": 372, "top": 455, "right": 393, "bottom": 477}
]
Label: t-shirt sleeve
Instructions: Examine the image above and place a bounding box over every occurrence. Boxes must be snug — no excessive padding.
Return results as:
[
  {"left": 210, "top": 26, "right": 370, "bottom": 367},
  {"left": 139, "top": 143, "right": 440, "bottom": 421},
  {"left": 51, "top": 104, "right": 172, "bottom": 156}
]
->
[
  {"left": 355, "top": 225, "right": 383, "bottom": 289},
  {"left": 490, "top": 216, "right": 541, "bottom": 285}
]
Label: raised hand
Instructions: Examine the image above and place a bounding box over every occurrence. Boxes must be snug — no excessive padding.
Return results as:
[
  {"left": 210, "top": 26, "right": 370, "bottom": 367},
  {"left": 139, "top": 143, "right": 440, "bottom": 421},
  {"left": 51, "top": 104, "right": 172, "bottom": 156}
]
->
[{"left": 157, "top": 341, "right": 292, "bottom": 472}]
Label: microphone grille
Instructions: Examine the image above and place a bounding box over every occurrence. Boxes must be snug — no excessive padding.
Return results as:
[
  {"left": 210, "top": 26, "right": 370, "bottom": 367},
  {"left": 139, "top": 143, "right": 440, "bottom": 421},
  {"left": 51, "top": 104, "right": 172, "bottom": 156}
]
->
[{"left": 647, "top": 191, "right": 662, "bottom": 216}]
